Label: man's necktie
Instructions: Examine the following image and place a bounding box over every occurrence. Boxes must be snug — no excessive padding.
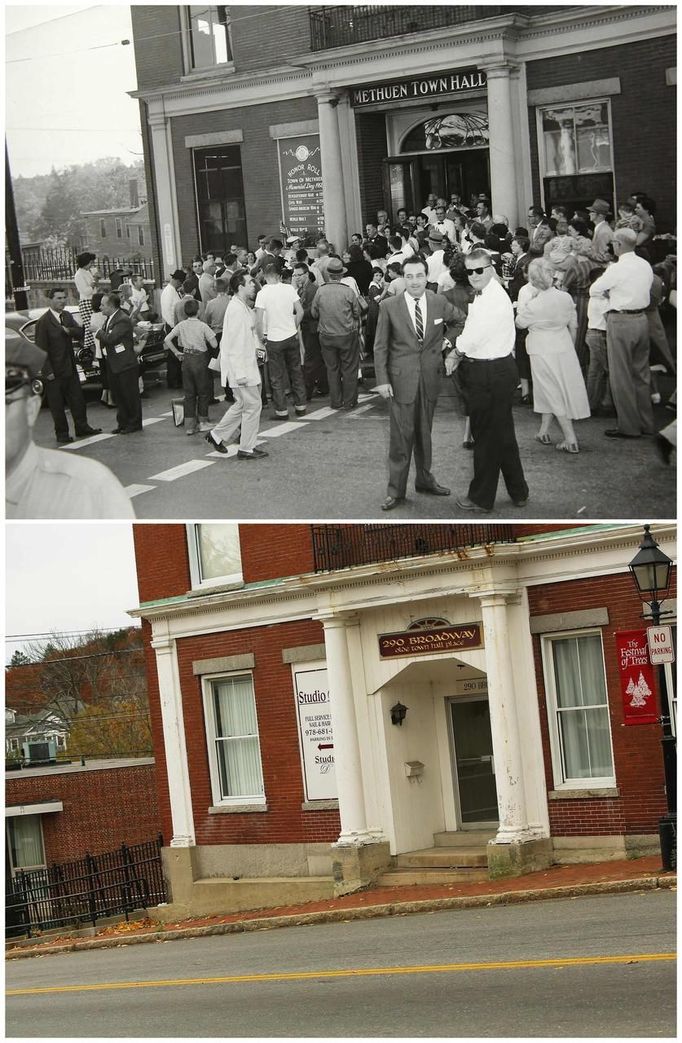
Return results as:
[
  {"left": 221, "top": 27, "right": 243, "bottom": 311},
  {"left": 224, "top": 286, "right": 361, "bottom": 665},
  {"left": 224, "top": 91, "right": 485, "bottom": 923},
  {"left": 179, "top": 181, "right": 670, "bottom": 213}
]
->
[
  {"left": 59, "top": 313, "right": 67, "bottom": 327},
  {"left": 414, "top": 299, "right": 424, "bottom": 343}
]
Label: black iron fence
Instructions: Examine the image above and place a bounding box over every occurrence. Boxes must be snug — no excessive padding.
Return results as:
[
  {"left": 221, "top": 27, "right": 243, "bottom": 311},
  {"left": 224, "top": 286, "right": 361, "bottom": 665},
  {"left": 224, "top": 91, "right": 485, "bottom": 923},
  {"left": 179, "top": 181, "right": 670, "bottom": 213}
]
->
[
  {"left": 309, "top": 5, "right": 530, "bottom": 50},
  {"left": 6, "top": 835, "right": 167, "bottom": 940},
  {"left": 18, "top": 247, "right": 155, "bottom": 283},
  {"left": 312, "top": 524, "right": 516, "bottom": 572}
]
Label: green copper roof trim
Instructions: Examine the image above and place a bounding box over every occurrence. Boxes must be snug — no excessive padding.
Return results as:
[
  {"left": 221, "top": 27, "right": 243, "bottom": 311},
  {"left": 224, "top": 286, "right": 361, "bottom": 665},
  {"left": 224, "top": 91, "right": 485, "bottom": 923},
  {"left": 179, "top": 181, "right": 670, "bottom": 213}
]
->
[
  {"left": 138, "top": 576, "right": 287, "bottom": 610},
  {"left": 516, "top": 524, "right": 624, "bottom": 542}
]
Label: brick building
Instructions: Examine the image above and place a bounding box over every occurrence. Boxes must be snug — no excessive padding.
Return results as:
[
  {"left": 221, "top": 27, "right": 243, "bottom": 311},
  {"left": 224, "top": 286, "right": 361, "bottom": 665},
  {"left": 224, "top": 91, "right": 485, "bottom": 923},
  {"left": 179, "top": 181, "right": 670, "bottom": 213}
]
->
[
  {"left": 129, "top": 5, "right": 676, "bottom": 277},
  {"left": 81, "top": 180, "right": 154, "bottom": 263},
  {"left": 5, "top": 758, "right": 161, "bottom": 876},
  {"left": 131, "top": 522, "right": 676, "bottom": 918}
]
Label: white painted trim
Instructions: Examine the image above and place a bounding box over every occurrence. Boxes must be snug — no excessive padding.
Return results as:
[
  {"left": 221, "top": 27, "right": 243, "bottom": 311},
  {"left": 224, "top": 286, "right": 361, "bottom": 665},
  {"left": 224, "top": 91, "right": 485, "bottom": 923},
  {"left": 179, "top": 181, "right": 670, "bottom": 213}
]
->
[
  {"left": 527, "top": 78, "right": 621, "bottom": 106},
  {"left": 6, "top": 801, "right": 63, "bottom": 817},
  {"left": 184, "top": 130, "right": 243, "bottom": 148}
]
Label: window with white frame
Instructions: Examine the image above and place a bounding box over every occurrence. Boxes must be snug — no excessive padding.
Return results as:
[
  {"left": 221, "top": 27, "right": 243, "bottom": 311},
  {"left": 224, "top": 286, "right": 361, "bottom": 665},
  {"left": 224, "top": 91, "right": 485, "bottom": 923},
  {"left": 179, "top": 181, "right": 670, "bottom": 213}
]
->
[
  {"left": 137, "top": 226, "right": 145, "bottom": 246},
  {"left": 6, "top": 815, "right": 46, "bottom": 874},
  {"left": 115, "top": 217, "right": 123, "bottom": 239},
  {"left": 186, "top": 523, "right": 243, "bottom": 589},
  {"left": 186, "top": 5, "right": 233, "bottom": 71},
  {"left": 203, "top": 673, "right": 264, "bottom": 806},
  {"left": 539, "top": 100, "right": 613, "bottom": 177},
  {"left": 542, "top": 630, "right": 615, "bottom": 788}
]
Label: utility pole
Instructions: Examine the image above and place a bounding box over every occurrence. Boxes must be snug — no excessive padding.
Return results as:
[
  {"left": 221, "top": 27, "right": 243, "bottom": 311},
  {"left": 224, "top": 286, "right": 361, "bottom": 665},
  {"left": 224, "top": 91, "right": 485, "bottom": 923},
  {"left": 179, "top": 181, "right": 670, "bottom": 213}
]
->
[{"left": 5, "top": 140, "right": 29, "bottom": 311}]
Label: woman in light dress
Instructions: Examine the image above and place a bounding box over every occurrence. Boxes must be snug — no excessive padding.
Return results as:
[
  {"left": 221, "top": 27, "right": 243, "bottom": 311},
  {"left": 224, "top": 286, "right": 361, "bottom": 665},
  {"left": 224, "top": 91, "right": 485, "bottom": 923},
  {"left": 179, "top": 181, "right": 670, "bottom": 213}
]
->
[
  {"left": 515, "top": 259, "right": 590, "bottom": 453},
  {"left": 73, "top": 251, "right": 99, "bottom": 355}
]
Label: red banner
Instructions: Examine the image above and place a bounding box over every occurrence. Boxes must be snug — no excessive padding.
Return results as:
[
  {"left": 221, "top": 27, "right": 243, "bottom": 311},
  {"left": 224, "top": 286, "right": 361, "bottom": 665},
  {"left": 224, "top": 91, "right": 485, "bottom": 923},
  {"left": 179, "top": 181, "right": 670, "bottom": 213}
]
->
[{"left": 615, "top": 629, "right": 659, "bottom": 725}]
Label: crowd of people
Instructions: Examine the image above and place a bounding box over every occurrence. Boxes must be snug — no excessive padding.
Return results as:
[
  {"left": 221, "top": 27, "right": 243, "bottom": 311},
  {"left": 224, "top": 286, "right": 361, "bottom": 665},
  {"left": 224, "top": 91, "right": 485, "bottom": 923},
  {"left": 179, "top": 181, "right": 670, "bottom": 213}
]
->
[{"left": 7, "top": 188, "right": 675, "bottom": 515}]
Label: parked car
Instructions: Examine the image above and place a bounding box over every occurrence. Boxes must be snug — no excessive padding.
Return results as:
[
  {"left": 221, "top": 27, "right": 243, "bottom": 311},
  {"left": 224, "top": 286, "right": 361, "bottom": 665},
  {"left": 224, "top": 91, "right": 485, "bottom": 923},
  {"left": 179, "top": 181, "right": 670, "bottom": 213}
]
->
[{"left": 4, "top": 308, "right": 167, "bottom": 391}]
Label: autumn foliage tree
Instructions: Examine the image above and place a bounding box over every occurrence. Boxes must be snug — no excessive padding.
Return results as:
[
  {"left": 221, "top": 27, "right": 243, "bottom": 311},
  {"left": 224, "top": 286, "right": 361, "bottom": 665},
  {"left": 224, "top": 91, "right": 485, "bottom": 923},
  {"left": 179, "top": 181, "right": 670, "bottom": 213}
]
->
[{"left": 5, "top": 628, "right": 152, "bottom": 760}]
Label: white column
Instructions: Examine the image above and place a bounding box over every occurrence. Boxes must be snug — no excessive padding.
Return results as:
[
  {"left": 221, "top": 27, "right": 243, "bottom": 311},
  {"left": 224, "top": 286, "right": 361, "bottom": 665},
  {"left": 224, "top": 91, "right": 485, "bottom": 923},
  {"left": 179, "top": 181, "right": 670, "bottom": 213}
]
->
[
  {"left": 479, "top": 592, "right": 532, "bottom": 844},
  {"left": 321, "top": 613, "right": 373, "bottom": 844},
  {"left": 151, "top": 631, "right": 195, "bottom": 847},
  {"left": 316, "top": 91, "right": 347, "bottom": 253},
  {"left": 484, "top": 64, "right": 520, "bottom": 227},
  {"left": 147, "top": 107, "right": 182, "bottom": 274}
]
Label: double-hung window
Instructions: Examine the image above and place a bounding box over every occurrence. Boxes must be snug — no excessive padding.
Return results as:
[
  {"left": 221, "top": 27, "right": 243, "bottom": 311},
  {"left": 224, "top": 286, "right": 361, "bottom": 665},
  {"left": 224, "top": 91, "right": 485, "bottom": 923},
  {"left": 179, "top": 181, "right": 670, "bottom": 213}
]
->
[
  {"left": 537, "top": 98, "right": 615, "bottom": 215},
  {"left": 542, "top": 630, "right": 615, "bottom": 788},
  {"left": 6, "top": 815, "right": 46, "bottom": 875},
  {"left": 186, "top": 523, "right": 243, "bottom": 590},
  {"left": 203, "top": 673, "right": 265, "bottom": 807},
  {"left": 186, "top": 6, "right": 234, "bottom": 71}
]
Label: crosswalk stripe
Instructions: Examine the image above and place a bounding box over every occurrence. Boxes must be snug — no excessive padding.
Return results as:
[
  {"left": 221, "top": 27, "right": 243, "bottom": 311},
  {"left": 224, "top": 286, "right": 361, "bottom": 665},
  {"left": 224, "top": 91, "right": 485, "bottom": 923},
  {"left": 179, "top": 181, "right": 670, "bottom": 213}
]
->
[
  {"left": 124, "top": 484, "right": 156, "bottom": 498},
  {"left": 60, "top": 433, "right": 114, "bottom": 450},
  {"left": 149, "top": 460, "right": 216, "bottom": 481},
  {"left": 259, "top": 421, "right": 309, "bottom": 438},
  {"left": 303, "top": 407, "right": 340, "bottom": 420},
  {"left": 142, "top": 417, "right": 167, "bottom": 427}
]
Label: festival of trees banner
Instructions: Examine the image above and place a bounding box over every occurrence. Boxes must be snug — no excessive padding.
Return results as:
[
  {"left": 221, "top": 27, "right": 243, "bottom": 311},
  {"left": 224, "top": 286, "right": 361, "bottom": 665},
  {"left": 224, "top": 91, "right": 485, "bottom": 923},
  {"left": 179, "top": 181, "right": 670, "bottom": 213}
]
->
[{"left": 615, "top": 629, "right": 659, "bottom": 726}]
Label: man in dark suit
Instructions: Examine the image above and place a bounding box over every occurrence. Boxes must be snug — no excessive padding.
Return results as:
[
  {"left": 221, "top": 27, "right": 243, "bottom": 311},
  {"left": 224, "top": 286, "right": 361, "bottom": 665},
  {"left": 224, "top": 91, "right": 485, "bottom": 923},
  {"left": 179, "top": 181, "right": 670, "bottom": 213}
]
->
[
  {"left": 34, "top": 287, "right": 102, "bottom": 444},
  {"left": 374, "top": 255, "right": 466, "bottom": 511},
  {"left": 94, "top": 292, "right": 142, "bottom": 434}
]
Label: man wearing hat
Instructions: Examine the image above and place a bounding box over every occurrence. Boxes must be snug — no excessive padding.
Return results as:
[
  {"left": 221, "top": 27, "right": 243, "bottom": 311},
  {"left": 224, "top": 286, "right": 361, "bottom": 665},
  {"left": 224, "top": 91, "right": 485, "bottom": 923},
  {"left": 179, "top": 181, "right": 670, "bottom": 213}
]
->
[
  {"left": 310, "top": 256, "right": 362, "bottom": 410},
  {"left": 6, "top": 334, "right": 134, "bottom": 518},
  {"left": 589, "top": 227, "right": 654, "bottom": 438},
  {"left": 364, "top": 223, "right": 389, "bottom": 260},
  {"left": 160, "top": 269, "right": 187, "bottom": 389},
  {"left": 425, "top": 229, "right": 448, "bottom": 285},
  {"left": 284, "top": 235, "right": 302, "bottom": 265},
  {"left": 588, "top": 198, "right": 614, "bottom": 268}
]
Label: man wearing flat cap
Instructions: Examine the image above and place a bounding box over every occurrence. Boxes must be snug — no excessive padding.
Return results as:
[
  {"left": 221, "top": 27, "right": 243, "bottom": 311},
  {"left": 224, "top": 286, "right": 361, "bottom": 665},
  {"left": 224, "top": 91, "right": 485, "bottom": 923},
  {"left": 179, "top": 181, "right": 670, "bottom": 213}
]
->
[
  {"left": 588, "top": 198, "right": 614, "bottom": 269},
  {"left": 310, "top": 256, "right": 362, "bottom": 410},
  {"left": 426, "top": 229, "right": 448, "bottom": 285},
  {"left": 589, "top": 226, "right": 654, "bottom": 438},
  {"left": 6, "top": 335, "right": 134, "bottom": 519}
]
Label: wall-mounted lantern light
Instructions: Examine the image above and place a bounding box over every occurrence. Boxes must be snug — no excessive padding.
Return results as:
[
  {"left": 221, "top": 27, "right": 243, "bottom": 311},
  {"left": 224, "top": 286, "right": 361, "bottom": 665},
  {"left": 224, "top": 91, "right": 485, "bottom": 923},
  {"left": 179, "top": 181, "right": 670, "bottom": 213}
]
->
[{"left": 390, "top": 701, "right": 408, "bottom": 726}]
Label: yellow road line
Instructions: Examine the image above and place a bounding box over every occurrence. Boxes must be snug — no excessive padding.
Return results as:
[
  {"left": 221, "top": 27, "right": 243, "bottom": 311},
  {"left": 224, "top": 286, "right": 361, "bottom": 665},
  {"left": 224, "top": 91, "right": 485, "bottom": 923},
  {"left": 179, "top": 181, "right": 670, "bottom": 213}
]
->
[{"left": 6, "top": 952, "right": 676, "bottom": 997}]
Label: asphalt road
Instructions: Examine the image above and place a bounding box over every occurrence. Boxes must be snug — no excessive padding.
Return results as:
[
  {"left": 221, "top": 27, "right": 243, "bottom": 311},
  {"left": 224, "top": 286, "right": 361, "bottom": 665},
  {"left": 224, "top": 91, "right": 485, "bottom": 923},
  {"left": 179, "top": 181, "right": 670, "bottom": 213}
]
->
[
  {"left": 30, "top": 372, "right": 676, "bottom": 520},
  {"left": 6, "top": 891, "right": 676, "bottom": 1037}
]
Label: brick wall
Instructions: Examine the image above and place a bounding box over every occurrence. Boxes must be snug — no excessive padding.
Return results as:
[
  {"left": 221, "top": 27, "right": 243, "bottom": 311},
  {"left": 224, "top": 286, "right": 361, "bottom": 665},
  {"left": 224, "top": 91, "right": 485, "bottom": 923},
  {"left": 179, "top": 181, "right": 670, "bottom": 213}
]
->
[
  {"left": 529, "top": 569, "right": 676, "bottom": 835},
  {"left": 230, "top": 6, "right": 312, "bottom": 72},
  {"left": 131, "top": 6, "right": 184, "bottom": 90},
  {"left": 6, "top": 762, "right": 161, "bottom": 864},
  {"left": 170, "top": 97, "right": 318, "bottom": 261},
  {"left": 174, "top": 618, "right": 339, "bottom": 846},
  {"left": 526, "top": 36, "right": 677, "bottom": 228},
  {"left": 240, "top": 525, "right": 315, "bottom": 582}
]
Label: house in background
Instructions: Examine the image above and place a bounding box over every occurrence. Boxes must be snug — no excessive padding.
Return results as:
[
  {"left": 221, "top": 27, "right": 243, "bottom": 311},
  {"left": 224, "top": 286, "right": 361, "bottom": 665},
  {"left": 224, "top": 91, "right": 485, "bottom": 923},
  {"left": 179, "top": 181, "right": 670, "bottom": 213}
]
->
[
  {"left": 80, "top": 179, "right": 154, "bottom": 263},
  {"left": 131, "top": 522, "right": 676, "bottom": 921},
  {"left": 5, "top": 707, "right": 69, "bottom": 765}
]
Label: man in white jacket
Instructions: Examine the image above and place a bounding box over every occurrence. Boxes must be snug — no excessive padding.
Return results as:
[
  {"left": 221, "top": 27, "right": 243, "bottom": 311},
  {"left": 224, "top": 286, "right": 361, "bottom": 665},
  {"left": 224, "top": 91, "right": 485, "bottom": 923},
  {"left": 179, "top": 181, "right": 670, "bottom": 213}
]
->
[{"left": 204, "top": 272, "right": 269, "bottom": 459}]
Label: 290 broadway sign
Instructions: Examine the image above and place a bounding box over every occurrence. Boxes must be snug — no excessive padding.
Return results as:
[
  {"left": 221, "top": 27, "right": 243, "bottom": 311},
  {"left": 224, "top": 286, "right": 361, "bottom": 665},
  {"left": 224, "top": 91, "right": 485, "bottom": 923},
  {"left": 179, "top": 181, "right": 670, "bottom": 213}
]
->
[{"left": 378, "top": 624, "right": 483, "bottom": 658}]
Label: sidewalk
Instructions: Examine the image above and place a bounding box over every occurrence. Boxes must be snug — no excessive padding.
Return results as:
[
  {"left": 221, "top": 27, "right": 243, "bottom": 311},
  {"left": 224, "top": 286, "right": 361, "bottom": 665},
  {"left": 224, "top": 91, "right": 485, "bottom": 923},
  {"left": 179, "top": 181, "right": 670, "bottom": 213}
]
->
[{"left": 6, "top": 856, "right": 675, "bottom": 960}]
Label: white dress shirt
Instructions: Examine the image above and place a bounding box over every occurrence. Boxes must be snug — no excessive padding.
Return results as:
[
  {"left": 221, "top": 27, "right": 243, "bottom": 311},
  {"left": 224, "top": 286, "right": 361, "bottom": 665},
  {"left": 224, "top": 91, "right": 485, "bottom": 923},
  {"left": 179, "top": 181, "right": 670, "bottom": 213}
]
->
[
  {"left": 403, "top": 291, "right": 427, "bottom": 337},
  {"left": 456, "top": 278, "right": 515, "bottom": 359},
  {"left": 6, "top": 442, "right": 135, "bottom": 519},
  {"left": 432, "top": 218, "right": 457, "bottom": 241},
  {"left": 589, "top": 252, "right": 653, "bottom": 311},
  {"left": 160, "top": 282, "right": 182, "bottom": 327}
]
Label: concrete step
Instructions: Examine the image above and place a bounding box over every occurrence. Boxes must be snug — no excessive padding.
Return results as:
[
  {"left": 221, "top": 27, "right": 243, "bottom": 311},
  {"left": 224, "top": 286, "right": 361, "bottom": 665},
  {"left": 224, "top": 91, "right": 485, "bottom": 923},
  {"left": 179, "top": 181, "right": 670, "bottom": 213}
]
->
[
  {"left": 376, "top": 866, "right": 489, "bottom": 887},
  {"left": 396, "top": 847, "right": 488, "bottom": 869},
  {"left": 433, "top": 830, "right": 496, "bottom": 847}
]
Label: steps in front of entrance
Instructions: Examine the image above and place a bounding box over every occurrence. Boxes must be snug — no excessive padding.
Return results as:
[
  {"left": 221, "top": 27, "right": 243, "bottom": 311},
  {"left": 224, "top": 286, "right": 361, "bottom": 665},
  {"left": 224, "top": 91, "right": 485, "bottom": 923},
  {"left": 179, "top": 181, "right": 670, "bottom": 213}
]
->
[{"left": 376, "top": 831, "right": 495, "bottom": 886}]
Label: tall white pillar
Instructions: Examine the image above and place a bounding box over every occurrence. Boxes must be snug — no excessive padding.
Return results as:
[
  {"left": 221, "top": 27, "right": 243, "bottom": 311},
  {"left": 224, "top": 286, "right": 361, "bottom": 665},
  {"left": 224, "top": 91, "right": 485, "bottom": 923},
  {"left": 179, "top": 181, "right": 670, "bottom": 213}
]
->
[
  {"left": 484, "top": 63, "right": 520, "bottom": 228},
  {"left": 147, "top": 108, "right": 182, "bottom": 275},
  {"left": 321, "top": 613, "right": 373, "bottom": 844},
  {"left": 316, "top": 91, "right": 348, "bottom": 253},
  {"left": 151, "top": 631, "right": 195, "bottom": 847},
  {"left": 479, "top": 592, "right": 532, "bottom": 844}
]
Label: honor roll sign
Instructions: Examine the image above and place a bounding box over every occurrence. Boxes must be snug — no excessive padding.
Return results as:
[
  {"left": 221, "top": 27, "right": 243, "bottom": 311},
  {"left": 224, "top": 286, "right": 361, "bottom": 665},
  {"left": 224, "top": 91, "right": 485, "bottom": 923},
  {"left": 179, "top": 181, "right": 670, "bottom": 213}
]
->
[
  {"left": 616, "top": 630, "right": 659, "bottom": 725},
  {"left": 292, "top": 665, "right": 337, "bottom": 801},
  {"left": 276, "top": 136, "right": 325, "bottom": 239}
]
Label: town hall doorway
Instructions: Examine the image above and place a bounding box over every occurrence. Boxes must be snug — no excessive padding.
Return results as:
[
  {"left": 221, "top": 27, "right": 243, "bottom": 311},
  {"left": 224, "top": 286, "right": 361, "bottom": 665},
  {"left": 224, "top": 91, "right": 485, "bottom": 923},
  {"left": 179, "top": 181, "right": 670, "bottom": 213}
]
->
[
  {"left": 448, "top": 696, "right": 498, "bottom": 827},
  {"left": 383, "top": 150, "right": 490, "bottom": 219}
]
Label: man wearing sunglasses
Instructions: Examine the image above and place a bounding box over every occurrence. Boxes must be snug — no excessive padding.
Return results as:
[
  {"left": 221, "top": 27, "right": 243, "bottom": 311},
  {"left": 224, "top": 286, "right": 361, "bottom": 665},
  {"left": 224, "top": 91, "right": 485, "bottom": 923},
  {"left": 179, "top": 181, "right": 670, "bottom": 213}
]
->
[
  {"left": 444, "top": 248, "right": 528, "bottom": 513},
  {"left": 6, "top": 336, "right": 134, "bottom": 519}
]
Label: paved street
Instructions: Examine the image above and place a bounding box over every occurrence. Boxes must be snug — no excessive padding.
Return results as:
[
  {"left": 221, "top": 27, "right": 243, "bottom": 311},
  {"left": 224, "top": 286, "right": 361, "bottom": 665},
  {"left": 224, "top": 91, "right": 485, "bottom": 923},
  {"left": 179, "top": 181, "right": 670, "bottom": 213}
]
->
[
  {"left": 6, "top": 891, "right": 676, "bottom": 1037},
  {"left": 31, "top": 373, "right": 676, "bottom": 519}
]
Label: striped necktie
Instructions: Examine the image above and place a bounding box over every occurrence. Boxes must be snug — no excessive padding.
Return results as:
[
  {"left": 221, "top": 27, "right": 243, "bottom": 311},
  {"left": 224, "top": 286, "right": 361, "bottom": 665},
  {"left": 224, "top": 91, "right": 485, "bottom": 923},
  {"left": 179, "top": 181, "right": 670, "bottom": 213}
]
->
[{"left": 414, "top": 298, "right": 424, "bottom": 343}]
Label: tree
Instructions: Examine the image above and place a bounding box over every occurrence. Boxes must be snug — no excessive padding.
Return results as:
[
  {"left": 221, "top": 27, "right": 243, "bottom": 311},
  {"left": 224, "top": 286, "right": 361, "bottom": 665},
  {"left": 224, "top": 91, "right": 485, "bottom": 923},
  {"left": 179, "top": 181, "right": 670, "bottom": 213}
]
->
[
  {"left": 9, "top": 650, "right": 32, "bottom": 667},
  {"left": 4, "top": 628, "right": 151, "bottom": 760}
]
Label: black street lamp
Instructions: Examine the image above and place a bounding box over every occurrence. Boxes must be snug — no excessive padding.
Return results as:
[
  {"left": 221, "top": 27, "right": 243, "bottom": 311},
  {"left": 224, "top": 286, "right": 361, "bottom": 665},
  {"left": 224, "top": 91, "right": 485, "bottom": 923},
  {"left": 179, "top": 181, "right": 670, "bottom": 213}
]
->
[{"left": 628, "top": 524, "right": 676, "bottom": 871}]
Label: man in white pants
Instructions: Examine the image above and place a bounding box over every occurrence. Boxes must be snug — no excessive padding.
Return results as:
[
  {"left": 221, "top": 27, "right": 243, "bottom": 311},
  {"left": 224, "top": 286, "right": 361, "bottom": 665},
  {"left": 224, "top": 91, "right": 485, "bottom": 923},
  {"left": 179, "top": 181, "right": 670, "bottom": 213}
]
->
[{"left": 204, "top": 272, "right": 269, "bottom": 460}]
